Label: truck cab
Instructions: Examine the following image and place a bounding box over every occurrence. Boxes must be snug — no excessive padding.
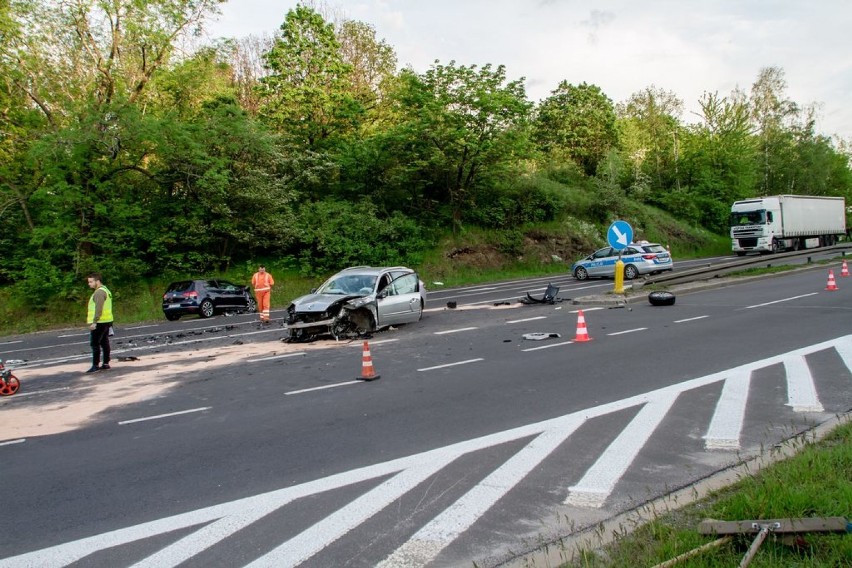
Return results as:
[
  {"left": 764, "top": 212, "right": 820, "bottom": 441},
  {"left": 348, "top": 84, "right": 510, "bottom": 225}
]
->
[{"left": 730, "top": 198, "right": 783, "bottom": 255}]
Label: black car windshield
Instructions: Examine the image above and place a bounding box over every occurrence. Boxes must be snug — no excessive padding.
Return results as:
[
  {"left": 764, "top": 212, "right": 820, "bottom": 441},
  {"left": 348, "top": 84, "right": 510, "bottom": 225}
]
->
[{"left": 317, "top": 274, "right": 377, "bottom": 295}]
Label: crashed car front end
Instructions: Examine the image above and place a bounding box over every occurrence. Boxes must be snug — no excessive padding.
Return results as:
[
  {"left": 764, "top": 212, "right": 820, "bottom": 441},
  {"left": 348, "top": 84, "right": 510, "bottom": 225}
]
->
[{"left": 285, "top": 294, "right": 378, "bottom": 342}]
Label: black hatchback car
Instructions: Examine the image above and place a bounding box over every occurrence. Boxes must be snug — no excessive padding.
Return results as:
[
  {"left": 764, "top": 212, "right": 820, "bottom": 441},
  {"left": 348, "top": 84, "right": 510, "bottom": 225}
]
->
[{"left": 162, "top": 279, "right": 257, "bottom": 320}]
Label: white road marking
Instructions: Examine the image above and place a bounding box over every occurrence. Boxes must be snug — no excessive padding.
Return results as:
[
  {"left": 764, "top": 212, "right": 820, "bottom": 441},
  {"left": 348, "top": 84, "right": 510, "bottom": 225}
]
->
[
  {"left": 285, "top": 381, "right": 360, "bottom": 395},
  {"left": 784, "top": 355, "right": 824, "bottom": 412},
  {"left": 0, "top": 340, "right": 23, "bottom": 345},
  {"left": 378, "top": 418, "right": 585, "bottom": 568},
  {"left": 417, "top": 358, "right": 484, "bottom": 372},
  {"left": 506, "top": 316, "right": 547, "bottom": 324},
  {"left": 350, "top": 339, "right": 399, "bottom": 346},
  {"left": 434, "top": 327, "right": 478, "bottom": 335},
  {"left": 744, "top": 292, "right": 818, "bottom": 309},
  {"left": 522, "top": 341, "right": 574, "bottom": 352},
  {"left": 565, "top": 391, "right": 679, "bottom": 508},
  {"left": 246, "top": 353, "right": 306, "bottom": 363},
  {"left": 5, "top": 335, "right": 850, "bottom": 568},
  {"left": 704, "top": 370, "right": 751, "bottom": 450},
  {"left": 674, "top": 315, "right": 709, "bottom": 323},
  {"left": 0, "top": 439, "right": 26, "bottom": 447},
  {"left": 124, "top": 325, "right": 159, "bottom": 330},
  {"left": 118, "top": 407, "right": 211, "bottom": 425},
  {"left": 57, "top": 333, "right": 87, "bottom": 338},
  {"left": 607, "top": 328, "right": 647, "bottom": 336},
  {"left": 5, "top": 386, "right": 72, "bottom": 398}
]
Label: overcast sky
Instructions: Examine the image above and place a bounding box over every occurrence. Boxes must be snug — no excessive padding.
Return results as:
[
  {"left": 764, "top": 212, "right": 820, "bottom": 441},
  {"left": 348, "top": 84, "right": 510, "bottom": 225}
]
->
[{"left": 206, "top": 1, "right": 852, "bottom": 141}]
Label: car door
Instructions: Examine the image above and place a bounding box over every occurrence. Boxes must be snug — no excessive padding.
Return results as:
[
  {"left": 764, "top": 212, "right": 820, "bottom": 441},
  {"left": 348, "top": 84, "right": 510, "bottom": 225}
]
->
[
  {"left": 214, "top": 280, "right": 245, "bottom": 309},
  {"left": 376, "top": 272, "right": 418, "bottom": 325},
  {"left": 389, "top": 272, "right": 421, "bottom": 323},
  {"left": 587, "top": 247, "right": 617, "bottom": 278}
]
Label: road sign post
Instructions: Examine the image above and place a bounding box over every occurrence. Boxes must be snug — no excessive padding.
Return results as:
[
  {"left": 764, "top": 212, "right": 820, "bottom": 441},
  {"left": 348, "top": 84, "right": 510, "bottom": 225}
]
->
[{"left": 608, "top": 221, "right": 633, "bottom": 293}]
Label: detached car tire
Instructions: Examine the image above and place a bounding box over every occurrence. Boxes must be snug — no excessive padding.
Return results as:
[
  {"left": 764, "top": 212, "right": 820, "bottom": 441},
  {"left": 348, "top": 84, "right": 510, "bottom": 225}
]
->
[{"left": 648, "top": 291, "right": 676, "bottom": 306}]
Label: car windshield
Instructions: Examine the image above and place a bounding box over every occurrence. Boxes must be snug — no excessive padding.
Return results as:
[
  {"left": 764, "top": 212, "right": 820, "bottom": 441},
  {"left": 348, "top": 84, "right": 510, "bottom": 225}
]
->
[{"left": 316, "top": 274, "right": 377, "bottom": 295}]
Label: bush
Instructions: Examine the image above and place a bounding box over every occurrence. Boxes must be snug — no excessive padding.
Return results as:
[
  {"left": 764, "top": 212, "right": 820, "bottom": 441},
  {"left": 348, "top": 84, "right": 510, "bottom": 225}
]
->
[{"left": 293, "top": 199, "right": 432, "bottom": 275}]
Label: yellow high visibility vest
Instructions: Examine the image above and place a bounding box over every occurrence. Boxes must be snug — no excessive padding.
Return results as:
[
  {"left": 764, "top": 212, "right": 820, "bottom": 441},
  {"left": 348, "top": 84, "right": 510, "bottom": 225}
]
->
[{"left": 87, "top": 285, "right": 114, "bottom": 324}]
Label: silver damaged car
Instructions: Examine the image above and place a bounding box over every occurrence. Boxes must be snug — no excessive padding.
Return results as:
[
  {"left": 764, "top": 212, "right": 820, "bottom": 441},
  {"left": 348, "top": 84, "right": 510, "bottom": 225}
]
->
[{"left": 285, "top": 266, "right": 427, "bottom": 341}]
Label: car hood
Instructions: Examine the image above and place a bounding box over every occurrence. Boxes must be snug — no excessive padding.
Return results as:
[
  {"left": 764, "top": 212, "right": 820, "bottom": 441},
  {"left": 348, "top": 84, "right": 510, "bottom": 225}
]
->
[{"left": 290, "top": 292, "right": 365, "bottom": 313}]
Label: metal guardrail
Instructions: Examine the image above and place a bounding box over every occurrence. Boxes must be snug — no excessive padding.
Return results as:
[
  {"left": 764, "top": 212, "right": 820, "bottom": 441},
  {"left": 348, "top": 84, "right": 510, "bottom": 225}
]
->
[{"left": 644, "top": 243, "right": 852, "bottom": 287}]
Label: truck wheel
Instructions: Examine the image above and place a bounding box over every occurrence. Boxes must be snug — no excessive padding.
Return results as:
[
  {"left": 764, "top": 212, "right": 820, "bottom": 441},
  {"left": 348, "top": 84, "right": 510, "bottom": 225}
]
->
[
  {"left": 648, "top": 291, "right": 676, "bottom": 306},
  {"left": 772, "top": 238, "right": 782, "bottom": 253}
]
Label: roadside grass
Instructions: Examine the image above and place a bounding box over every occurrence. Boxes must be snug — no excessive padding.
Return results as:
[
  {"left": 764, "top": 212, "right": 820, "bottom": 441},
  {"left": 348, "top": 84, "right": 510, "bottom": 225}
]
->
[{"left": 564, "top": 420, "right": 852, "bottom": 567}]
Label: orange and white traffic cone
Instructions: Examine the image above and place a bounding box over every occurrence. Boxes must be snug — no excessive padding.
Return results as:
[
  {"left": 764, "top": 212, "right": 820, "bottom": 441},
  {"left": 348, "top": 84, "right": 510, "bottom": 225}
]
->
[
  {"left": 825, "top": 269, "right": 839, "bottom": 291},
  {"left": 841, "top": 259, "right": 849, "bottom": 278},
  {"left": 573, "top": 310, "right": 592, "bottom": 342},
  {"left": 356, "top": 340, "right": 381, "bottom": 381}
]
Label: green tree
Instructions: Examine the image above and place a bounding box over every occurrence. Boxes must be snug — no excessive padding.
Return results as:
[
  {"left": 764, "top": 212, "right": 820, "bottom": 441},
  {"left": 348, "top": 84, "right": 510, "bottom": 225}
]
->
[
  {"left": 617, "top": 85, "right": 684, "bottom": 193},
  {"left": 534, "top": 81, "right": 618, "bottom": 176},
  {"left": 678, "top": 90, "right": 758, "bottom": 232},
  {"left": 258, "top": 4, "right": 361, "bottom": 149},
  {"left": 387, "top": 61, "right": 534, "bottom": 233}
]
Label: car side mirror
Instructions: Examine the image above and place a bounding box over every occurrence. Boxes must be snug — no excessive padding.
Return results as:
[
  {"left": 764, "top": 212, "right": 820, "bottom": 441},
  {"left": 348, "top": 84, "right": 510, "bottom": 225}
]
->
[
  {"left": 310, "top": 288, "right": 317, "bottom": 293},
  {"left": 377, "top": 289, "right": 388, "bottom": 299}
]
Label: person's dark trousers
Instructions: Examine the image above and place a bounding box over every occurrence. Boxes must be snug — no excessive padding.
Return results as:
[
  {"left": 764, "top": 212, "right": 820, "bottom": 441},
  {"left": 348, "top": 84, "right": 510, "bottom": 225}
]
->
[{"left": 90, "top": 322, "right": 112, "bottom": 368}]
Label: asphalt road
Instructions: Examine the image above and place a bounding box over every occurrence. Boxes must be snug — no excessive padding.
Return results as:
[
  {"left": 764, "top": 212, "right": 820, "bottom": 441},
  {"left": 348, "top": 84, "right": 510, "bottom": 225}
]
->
[{"left": 1, "top": 257, "right": 851, "bottom": 567}]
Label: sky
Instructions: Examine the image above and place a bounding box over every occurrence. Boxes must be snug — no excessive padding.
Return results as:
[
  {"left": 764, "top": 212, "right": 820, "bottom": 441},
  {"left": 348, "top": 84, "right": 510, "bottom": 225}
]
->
[{"left": 205, "top": 1, "right": 852, "bottom": 141}]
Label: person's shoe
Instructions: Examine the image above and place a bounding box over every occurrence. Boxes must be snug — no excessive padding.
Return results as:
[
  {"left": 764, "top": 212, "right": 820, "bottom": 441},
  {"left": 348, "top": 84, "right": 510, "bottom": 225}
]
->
[
  {"left": 100, "top": 363, "right": 111, "bottom": 370},
  {"left": 85, "top": 366, "right": 100, "bottom": 373}
]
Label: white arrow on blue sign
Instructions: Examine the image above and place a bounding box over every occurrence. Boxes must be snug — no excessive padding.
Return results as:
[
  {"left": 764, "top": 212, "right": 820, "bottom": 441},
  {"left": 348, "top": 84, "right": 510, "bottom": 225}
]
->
[{"left": 607, "top": 220, "right": 633, "bottom": 251}]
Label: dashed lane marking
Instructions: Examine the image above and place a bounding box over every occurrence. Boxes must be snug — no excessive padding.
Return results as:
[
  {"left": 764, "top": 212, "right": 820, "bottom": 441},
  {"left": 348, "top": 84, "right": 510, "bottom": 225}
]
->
[
  {"left": 607, "top": 328, "right": 647, "bottom": 336},
  {"left": 118, "top": 407, "right": 211, "bottom": 426},
  {"left": 674, "top": 315, "right": 709, "bottom": 323},
  {"left": 506, "top": 316, "right": 547, "bottom": 324},
  {"left": 246, "top": 353, "right": 306, "bottom": 363},
  {"left": 0, "top": 439, "right": 25, "bottom": 447},
  {"left": 434, "top": 327, "right": 478, "bottom": 335},
  {"left": 417, "top": 358, "right": 484, "bottom": 372},
  {"left": 285, "top": 381, "right": 361, "bottom": 396},
  {"left": 743, "top": 292, "right": 818, "bottom": 309},
  {"left": 522, "top": 341, "right": 573, "bottom": 352}
]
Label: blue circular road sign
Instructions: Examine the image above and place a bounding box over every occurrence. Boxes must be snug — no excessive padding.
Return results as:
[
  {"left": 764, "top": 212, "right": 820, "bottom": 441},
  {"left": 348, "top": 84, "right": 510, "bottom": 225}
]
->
[{"left": 607, "top": 220, "right": 633, "bottom": 251}]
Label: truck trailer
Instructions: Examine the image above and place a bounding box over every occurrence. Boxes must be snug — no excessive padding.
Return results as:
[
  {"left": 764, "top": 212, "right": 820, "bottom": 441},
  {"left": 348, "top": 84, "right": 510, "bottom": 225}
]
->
[{"left": 730, "top": 195, "right": 846, "bottom": 255}]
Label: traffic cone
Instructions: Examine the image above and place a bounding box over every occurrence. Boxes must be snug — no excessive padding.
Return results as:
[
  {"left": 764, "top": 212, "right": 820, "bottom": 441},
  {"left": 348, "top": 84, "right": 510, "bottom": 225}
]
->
[
  {"left": 573, "top": 310, "right": 592, "bottom": 342},
  {"left": 825, "top": 269, "right": 839, "bottom": 291},
  {"left": 356, "top": 340, "right": 381, "bottom": 381},
  {"left": 841, "top": 259, "right": 849, "bottom": 278}
]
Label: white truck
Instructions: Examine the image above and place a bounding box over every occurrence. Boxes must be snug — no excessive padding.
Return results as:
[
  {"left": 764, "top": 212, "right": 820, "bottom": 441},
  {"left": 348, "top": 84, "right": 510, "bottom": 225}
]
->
[{"left": 730, "top": 195, "right": 846, "bottom": 255}]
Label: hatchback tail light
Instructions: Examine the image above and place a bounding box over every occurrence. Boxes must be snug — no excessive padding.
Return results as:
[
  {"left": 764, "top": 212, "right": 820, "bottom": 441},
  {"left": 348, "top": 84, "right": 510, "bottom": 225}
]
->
[
  {"left": 186, "top": 291, "right": 198, "bottom": 299},
  {"left": 642, "top": 254, "right": 657, "bottom": 260}
]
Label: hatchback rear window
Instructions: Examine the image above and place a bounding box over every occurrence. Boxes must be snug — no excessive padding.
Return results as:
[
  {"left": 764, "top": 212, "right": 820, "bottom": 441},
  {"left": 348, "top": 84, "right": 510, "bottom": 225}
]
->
[
  {"left": 166, "top": 281, "right": 194, "bottom": 292},
  {"left": 641, "top": 244, "right": 667, "bottom": 253}
]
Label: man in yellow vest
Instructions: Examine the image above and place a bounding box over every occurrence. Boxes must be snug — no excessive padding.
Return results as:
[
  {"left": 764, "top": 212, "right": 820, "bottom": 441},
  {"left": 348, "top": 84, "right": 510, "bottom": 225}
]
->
[
  {"left": 86, "top": 272, "right": 114, "bottom": 373},
  {"left": 251, "top": 265, "right": 275, "bottom": 323}
]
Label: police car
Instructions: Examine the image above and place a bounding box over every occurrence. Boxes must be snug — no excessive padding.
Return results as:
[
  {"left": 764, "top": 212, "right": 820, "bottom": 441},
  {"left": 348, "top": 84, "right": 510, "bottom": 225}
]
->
[{"left": 571, "top": 241, "right": 674, "bottom": 280}]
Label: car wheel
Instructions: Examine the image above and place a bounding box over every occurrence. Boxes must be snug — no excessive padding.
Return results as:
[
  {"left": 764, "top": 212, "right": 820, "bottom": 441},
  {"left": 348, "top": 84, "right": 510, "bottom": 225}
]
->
[
  {"left": 245, "top": 297, "right": 257, "bottom": 313},
  {"left": 164, "top": 313, "right": 181, "bottom": 321},
  {"left": 624, "top": 264, "right": 639, "bottom": 280},
  {"left": 648, "top": 291, "right": 676, "bottom": 306},
  {"left": 574, "top": 266, "right": 589, "bottom": 280},
  {"left": 199, "top": 299, "right": 215, "bottom": 318}
]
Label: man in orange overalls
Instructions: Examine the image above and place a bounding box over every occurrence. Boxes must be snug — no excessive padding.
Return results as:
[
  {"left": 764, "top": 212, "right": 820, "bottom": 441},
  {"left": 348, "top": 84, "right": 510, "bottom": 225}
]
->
[{"left": 251, "top": 265, "right": 275, "bottom": 323}]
